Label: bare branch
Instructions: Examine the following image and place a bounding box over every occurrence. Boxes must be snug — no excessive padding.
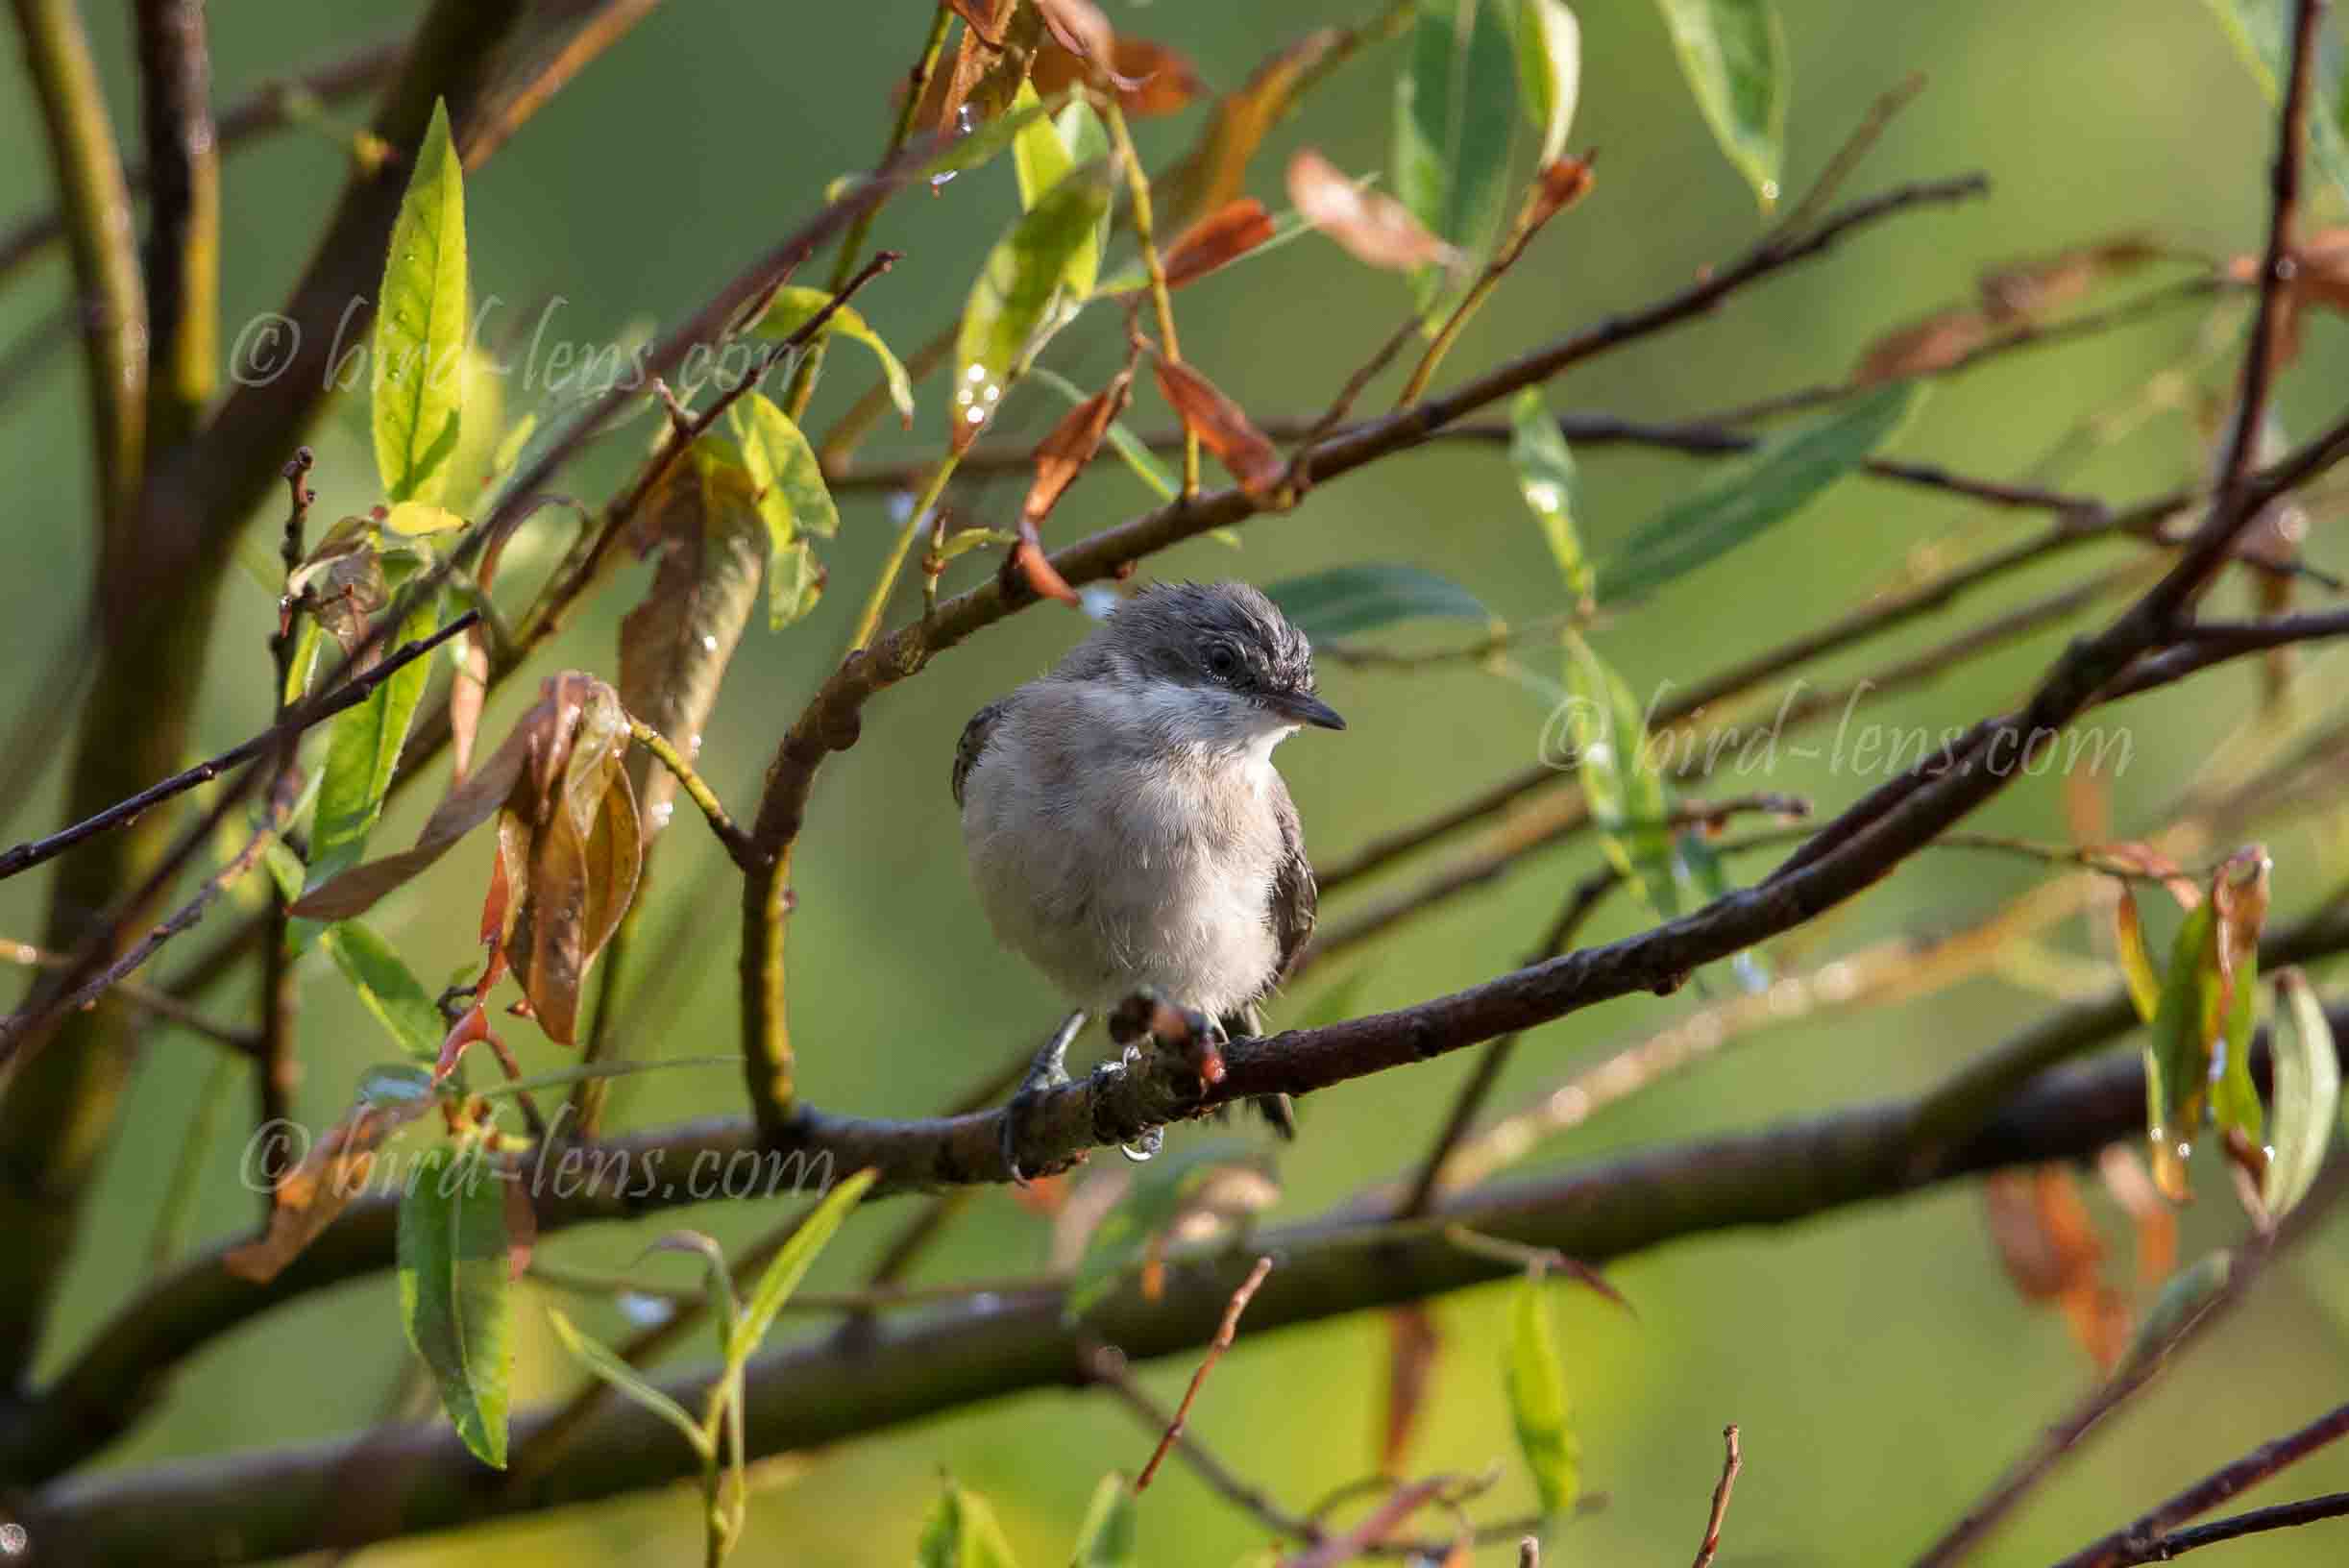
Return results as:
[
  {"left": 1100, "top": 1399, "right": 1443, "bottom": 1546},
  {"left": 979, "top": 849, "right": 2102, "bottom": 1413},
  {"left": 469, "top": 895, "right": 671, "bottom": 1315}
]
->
[{"left": 1690, "top": 1425, "right": 1744, "bottom": 1568}]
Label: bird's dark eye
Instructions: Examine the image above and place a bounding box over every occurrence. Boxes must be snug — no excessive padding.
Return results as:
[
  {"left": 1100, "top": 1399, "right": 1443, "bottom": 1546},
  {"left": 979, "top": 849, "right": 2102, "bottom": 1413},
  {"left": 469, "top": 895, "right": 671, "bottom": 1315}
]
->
[{"left": 1206, "top": 644, "right": 1239, "bottom": 680}]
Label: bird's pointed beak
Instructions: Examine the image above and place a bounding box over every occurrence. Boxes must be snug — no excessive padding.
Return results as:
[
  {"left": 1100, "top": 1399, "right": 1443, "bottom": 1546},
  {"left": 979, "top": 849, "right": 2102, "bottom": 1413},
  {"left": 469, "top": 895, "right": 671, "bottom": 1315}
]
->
[{"left": 1271, "top": 691, "right": 1346, "bottom": 731}]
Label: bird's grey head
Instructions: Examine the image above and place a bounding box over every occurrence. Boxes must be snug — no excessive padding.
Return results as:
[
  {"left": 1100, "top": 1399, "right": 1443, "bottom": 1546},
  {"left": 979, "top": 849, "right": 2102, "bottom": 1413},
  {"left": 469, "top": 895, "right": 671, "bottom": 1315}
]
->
[{"left": 1060, "top": 580, "right": 1346, "bottom": 751}]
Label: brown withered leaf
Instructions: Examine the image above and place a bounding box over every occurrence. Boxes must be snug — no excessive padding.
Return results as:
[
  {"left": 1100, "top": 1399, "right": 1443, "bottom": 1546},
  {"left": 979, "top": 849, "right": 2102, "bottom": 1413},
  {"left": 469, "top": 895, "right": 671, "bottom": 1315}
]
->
[
  {"left": 1033, "top": 0, "right": 1136, "bottom": 86},
  {"left": 225, "top": 1092, "right": 431, "bottom": 1284},
  {"left": 1381, "top": 1304, "right": 1442, "bottom": 1477},
  {"left": 1162, "top": 199, "right": 1276, "bottom": 289},
  {"left": 2210, "top": 843, "right": 2270, "bottom": 1026},
  {"left": 1025, "top": 367, "right": 1132, "bottom": 524},
  {"left": 286, "top": 516, "right": 390, "bottom": 656},
  {"left": 502, "top": 1176, "right": 538, "bottom": 1282},
  {"left": 1287, "top": 148, "right": 1458, "bottom": 273},
  {"left": 1982, "top": 1165, "right": 2102, "bottom": 1303},
  {"left": 920, "top": 0, "right": 1041, "bottom": 147},
  {"left": 1158, "top": 28, "right": 1342, "bottom": 233},
  {"left": 1031, "top": 34, "right": 1201, "bottom": 114},
  {"left": 450, "top": 630, "right": 489, "bottom": 783},
  {"left": 942, "top": 0, "right": 1005, "bottom": 47},
  {"left": 503, "top": 680, "right": 642, "bottom": 1045},
  {"left": 2094, "top": 842, "right": 2202, "bottom": 911},
  {"left": 1853, "top": 310, "right": 1993, "bottom": 384},
  {"left": 1153, "top": 356, "right": 1283, "bottom": 496},
  {"left": 2096, "top": 1142, "right": 2178, "bottom": 1286},
  {"left": 619, "top": 441, "right": 763, "bottom": 843},
  {"left": 1523, "top": 155, "right": 1598, "bottom": 231},
  {"left": 1979, "top": 237, "right": 2161, "bottom": 323}
]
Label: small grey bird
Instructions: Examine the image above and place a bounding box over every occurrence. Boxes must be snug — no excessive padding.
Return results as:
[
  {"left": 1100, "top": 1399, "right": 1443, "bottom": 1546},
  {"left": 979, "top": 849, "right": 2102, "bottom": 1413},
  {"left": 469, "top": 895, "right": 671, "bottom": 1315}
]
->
[{"left": 954, "top": 580, "right": 1343, "bottom": 1163}]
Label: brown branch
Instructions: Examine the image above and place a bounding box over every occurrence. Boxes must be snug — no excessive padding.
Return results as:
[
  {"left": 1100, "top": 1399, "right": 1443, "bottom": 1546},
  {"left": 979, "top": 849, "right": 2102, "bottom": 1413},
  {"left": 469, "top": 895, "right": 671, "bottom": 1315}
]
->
[
  {"left": 0, "top": 940, "right": 256, "bottom": 1054},
  {"left": 16, "top": 1034, "right": 2272, "bottom": 1558},
  {"left": 0, "top": 611, "right": 479, "bottom": 888},
  {"left": 1084, "top": 1341, "right": 1330, "bottom": 1544},
  {"left": 1690, "top": 1425, "right": 1743, "bottom": 1568},
  {"left": 1135, "top": 1256, "right": 1273, "bottom": 1491},
  {"left": 2048, "top": 1402, "right": 2349, "bottom": 1568},
  {"left": 2075, "top": 1492, "right": 2349, "bottom": 1565},
  {"left": 133, "top": 0, "right": 218, "bottom": 447},
  {"left": 465, "top": 0, "right": 664, "bottom": 166}
]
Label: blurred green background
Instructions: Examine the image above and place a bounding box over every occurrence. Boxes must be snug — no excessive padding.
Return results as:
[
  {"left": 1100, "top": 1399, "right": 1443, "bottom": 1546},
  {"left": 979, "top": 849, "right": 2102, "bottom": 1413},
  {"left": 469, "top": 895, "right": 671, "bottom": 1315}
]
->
[{"left": 8, "top": 0, "right": 2349, "bottom": 1562}]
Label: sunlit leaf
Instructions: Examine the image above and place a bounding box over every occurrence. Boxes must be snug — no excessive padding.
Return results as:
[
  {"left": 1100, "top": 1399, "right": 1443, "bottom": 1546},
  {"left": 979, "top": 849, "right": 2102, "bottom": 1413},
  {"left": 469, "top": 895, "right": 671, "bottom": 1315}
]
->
[
  {"left": 306, "top": 593, "right": 443, "bottom": 906},
  {"left": 1162, "top": 199, "right": 1279, "bottom": 289},
  {"left": 1599, "top": 380, "right": 1922, "bottom": 601},
  {"left": 752, "top": 287, "right": 915, "bottom": 426},
  {"left": 2114, "top": 890, "right": 2165, "bottom": 1024},
  {"left": 1159, "top": 28, "right": 1343, "bottom": 232},
  {"left": 399, "top": 1147, "right": 514, "bottom": 1468},
  {"left": 735, "top": 1168, "right": 878, "bottom": 1359},
  {"left": 1032, "top": 34, "right": 1205, "bottom": 116},
  {"left": 2263, "top": 969, "right": 2338, "bottom": 1223},
  {"left": 1513, "top": 0, "right": 1583, "bottom": 167},
  {"left": 1265, "top": 563, "right": 1487, "bottom": 640},
  {"left": 1501, "top": 1270, "right": 1579, "bottom": 1517},
  {"left": 917, "top": 1482, "right": 1023, "bottom": 1568},
  {"left": 1025, "top": 367, "right": 1133, "bottom": 527},
  {"left": 320, "top": 921, "right": 447, "bottom": 1062},
  {"left": 729, "top": 395, "right": 841, "bottom": 629},
  {"left": 1068, "top": 1473, "right": 1139, "bottom": 1566},
  {"left": 1652, "top": 0, "right": 1789, "bottom": 211},
  {"left": 1395, "top": 0, "right": 1518, "bottom": 314},
  {"left": 382, "top": 502, "right": 466, "bottom": 537},
  {"left": 950, "top": 163, "right": 1114, "bottom": 451},
  {"left": 1151, "top": 356, "right": 1282, "bottom": 494},
  {"left": 1508, "top": 388, "right": 1592, "bottom": 611},
  {"left": 1287, "top": 149, "right": 1458, "bottom": 274},
  {"left": 373, "top": 99, "right": 468, "bottom": 505},
  {"left": 547, "top": 1307, "right": 712, "bottom": 1458}
]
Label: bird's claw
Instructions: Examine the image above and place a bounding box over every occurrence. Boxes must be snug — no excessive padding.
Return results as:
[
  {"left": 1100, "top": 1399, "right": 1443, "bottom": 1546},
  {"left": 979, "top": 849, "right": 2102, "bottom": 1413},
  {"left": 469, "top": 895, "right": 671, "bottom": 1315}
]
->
[{"left": 999, "top": 1010, "right": 1085, "bottom": 1186}]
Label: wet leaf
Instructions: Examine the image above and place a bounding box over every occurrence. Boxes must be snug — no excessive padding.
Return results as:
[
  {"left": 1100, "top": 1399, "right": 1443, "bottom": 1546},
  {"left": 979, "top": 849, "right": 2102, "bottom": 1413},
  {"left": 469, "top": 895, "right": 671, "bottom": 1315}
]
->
[
  {"left": 2263, "top": 969, "right": 2338, "bottom": 1222},
  {"left": 320, "top": 920, "right": 447, "bottom": 1062},
  {"left": 1382, "top": 1303, "right": 1443, "bottom": 1475},
  {"left": 547, "top": 1307, "right": 712, "bottom": 1458},
  {"left": 950, "top": 162, "right": 1114, "bottom": 451},
  {"left": 399, "top": 1147, "right": 515, "bottom": 1468},
  {"left": 1064, "top": 1143, "right": 1275, "bottom": 1320},
  {"left": 504, "top": 685, "right": 641, "bottom": 1045},
  {"left": 752, "top": 286, "right": 915, "bottom": 425},
  {"left": 1508, "top": 388, "right": 1592, "bottom": 610},
  {"left": 920, "top": 90, "right": 1062, "bottom": 184},
  {"left": 1599, "top": 380, "right": 1922, "bottom": 601},
  {"left": 1032, "top": 34, "right": 1204, "bottom": 116},
  {"left": 373, "top": 99, "right": 468, "bottom": 505},
  {"left": 1652, "top": 0, "right": 1788, "bottom": 211},
  {"left": 728, "top": 396, "right": 840, "bottom": 629},
  {"left": 917, "top": 1481, "right": 1022, "bottom": 1568},
  {"left": 1159, "top": 28, "right": 1344, "bottom": 232},
  {"left": 1289, "top": 148, "right": 1458, "bottom": 274},
  {"left": 1151, "top": 355, "right": 1282, "bottom": 494},
  {"left": 1068, "top": 1473, "right": 1139, "bottom": 1566},
  {"left": 1162, "top": 198, "right": 1278, "bottom": 289},
  {"left": 1513, "top": 0, "right": 1583, "bottom": 167},
  {"left": 1564, "top": 631, "right": 1678, "bottom": 919},
  {"left": 1502, "top": 1269, "right": 1579, "bottom": 1517},
  {"left": 1395, "top": 0, "right": 1518, "bottom": 313},
  {"left": 1265, "top": 563, "right": 1487, "bottom": 640},
  {"left": 306, "top": 593, "right": 443, "bottom": 902},
  {"left": 734, "top": 1168, "right": 877, "bottom": 1359},
  {"left": 620, "top": 439, "right": 763, "bottom": 840}
]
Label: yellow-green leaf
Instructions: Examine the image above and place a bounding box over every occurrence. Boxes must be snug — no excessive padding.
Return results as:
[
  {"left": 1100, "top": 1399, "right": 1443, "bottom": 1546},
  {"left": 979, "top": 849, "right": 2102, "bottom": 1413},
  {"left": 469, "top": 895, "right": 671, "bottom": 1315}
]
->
[
  {"left": 382, "top": 502, "right": 466, "bottom": 537},
  {"left": 306, "top": 594, "right": 442, "bottom": 903},
  {"left": 2115, "top": 890, "right": 2164, "bottom": 1024},
  {"left": 917, "top": 1481, "right": 1023, "bottom": 1568},
  {"left": 733, "top": 1168, "right": 877, "bottom": 1360},
  {"left": 1653, "top": 0, "right": 1789, "bottom": 211},
  {"left": 751, "top": 287, "right": 915, "bottom": 425},
  {"left": 373, "top": 98, "right": 469, "bottom": 504},
  {"left": 1394, "top": 0, "right": 1518, "bottom": 318},
  {"left": 1068, "top": 1473, "right": 1138, "bottom": 1567},
  {"left": 319, "top": 921, "right": 446, "bottom": 1062},
  {"left": 1509, "top": 388, "right": 1592, "bottom": 610},
  {"left": 1502, "top": 1270, "right": 1580, "bottom": 1517},
  {"left": 399, "top": 1148, "right": 513, "bottom": 1468},
  {"left": 949, "top": 163, "right": 1113, "bottom": 451},
  {"left": 548, "top": 1308, "right": 713, "bottom": 1459},
  {"left": 1563, "top": 631, "right": 1676, "bottom": 917},
  {"left": 1513, "top": 0, "right": 1583, "bottom": 167},
  {"left": 2263, "top": 969, "right": 2338, "bottom": 1222}
]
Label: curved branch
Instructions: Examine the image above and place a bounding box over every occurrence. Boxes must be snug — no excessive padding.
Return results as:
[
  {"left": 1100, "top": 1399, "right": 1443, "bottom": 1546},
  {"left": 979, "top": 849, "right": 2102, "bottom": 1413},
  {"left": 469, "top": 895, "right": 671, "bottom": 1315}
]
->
[{"left": 18, "top": 1037, "right": 2277, "bottom": 1563}]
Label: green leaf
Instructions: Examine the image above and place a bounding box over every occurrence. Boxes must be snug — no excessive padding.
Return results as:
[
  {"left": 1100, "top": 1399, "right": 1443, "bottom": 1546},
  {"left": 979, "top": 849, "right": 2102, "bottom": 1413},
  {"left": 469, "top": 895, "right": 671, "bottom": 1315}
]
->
[
  {"left": 1055, "top": 100, "right": 1112, "bottom": 169},
  {"left": 1263, "top": 563, "right": 1488, "bottom": 641},
  {"left": 547, "top": 1307, "right": 714, "bottom": 1459},
  {"left": 1508, "top": 388, "right": 1593, "bottom": 610},
  {"left": 2211, "top": 945, "right": 2264, "bottom": 1148},
  {"left": 2197, "top": 0, "right": 2349, "bottom": 205},
  {"left": 1600, "top": 380, "right": 1921, "bottom": 601},
  {"left": 398, "top": 1147, "right": 514, "bottom": 1468},
  {"left": 751, "top": 287, "right": 915, "bottom": 425},
  {"left": 1394, "top": 0, "right": 1519, "bottom": 315},
  {"left": 950, "top": 163, "right": 1113, "bottom": 448},
  {"left": 1067, "top": 1474, "right": 1138, "bottom": 1567},
  {"left": 638, "top": 1229, "right": 740, "bottom": 1332},
  {"left": 1563, "top": 631, "right": 1678, "bottom": 919},
  {"left": 2263, "top": 970, "right": 2338, "bottom": 1222},
  {"left": 1512, "top": 0, "right": 1583, "bottom": 166},
  {"left": 1652, "top": 0, "right": 1789, "bottom": 211},
  {"left": 320, "top": 921, "right": 447, "bottom": 1061},
  {"left": 373, "top": 98, "right": 469, "bottom": 505},
  {"left": 734, "top": 1167, "right": 878, "bottom": 1359},
  {"left": 1064, "top": 1142, "right": 1272, "bottom": 1321},
  {"left": 727, "top": 394, "right": 842, "bottom": 629},
  {"left": 1033, "top": 367, "right": 1175, "bottom": 501},
  {"left": 917, "top": 1481, "right": 1023, "bottom": 1568},
  {"left": 2120, "top": 1251, "right": 2233, "bottom": 1377},
  {"left": 306, "top": 593, "right": 443, "bottom": 904},
  {"left": 2115, "top": 890, "right": 2165, "bottom": 1025},
  {"left": 1502, "top": 1270, "right": 1580, "bottom": 1517},
  {"left": 918, "top": 93, "right": 1065, "bottom": 183},
  {"left": 2142, "top": 899, "right": 2258, "bottom": 1202}
]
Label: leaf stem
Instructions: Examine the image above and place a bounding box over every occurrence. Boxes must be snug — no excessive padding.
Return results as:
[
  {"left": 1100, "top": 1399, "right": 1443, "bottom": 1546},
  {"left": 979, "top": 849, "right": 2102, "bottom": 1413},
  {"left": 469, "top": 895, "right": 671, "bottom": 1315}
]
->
[
  {"left": 848, "top": 453, "right": 960, "bottom": 652},
  {"left": 1104, "top": 96, "right": 1198, "bottom": 495},
  {"left": 625, "top": 714, "right": 753, "bottom": 867}
]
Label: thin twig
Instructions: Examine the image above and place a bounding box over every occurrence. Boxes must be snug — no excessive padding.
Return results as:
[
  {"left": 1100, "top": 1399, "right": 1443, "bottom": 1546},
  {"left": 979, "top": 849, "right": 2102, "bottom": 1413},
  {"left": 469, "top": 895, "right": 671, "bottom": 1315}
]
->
[
  {"left": 2048, "top": 1400, "right": 2349, "bottom": 1568},
  {"left": 1135, "top": 1256, "right": 1274, "bottom": 1491},
  {"left": 2083, "top": 1492, "right": 2349, "bottom": 1565},
  {"left": 625, "top": 715, "right": 753, "bottom": 867},
  {"left": 0, "top": 939, "right": 256, "bottom": 1053},
  {"left": 1105, "top": 96, "right": 1197, "bottom": 496},
  {"left": 1691, "top": 1425, "right": 1743, "bottom": 1568},
  {"left": 1086, "top": 1341, "right": 1329, "bottom": 1543}
]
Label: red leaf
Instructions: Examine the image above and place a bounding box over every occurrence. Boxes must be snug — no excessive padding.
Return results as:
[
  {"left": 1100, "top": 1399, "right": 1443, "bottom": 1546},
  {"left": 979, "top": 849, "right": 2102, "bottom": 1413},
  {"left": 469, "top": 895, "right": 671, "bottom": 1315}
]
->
[
  {"left": 1380, "top": 1305, "right": 1442, "bottom": 1476},
  {"left": 1025, "top": 368, "right": 1133, "bottom": 524},
  {"left": 1031, "top": 35, "right": 1203, "bottom": 115},
  {"left": 1286, "top": 148, "right": 1458, "bottom": 273},
  {"left": 1162, "top": 199, "right": 1276, "bottom": 289},
  {"left": 1152, "top": 356, "right": 1282, "bottom": 496},
  {"left": 1524, "top": 154, "right": 1598, "bottom": 231}
]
